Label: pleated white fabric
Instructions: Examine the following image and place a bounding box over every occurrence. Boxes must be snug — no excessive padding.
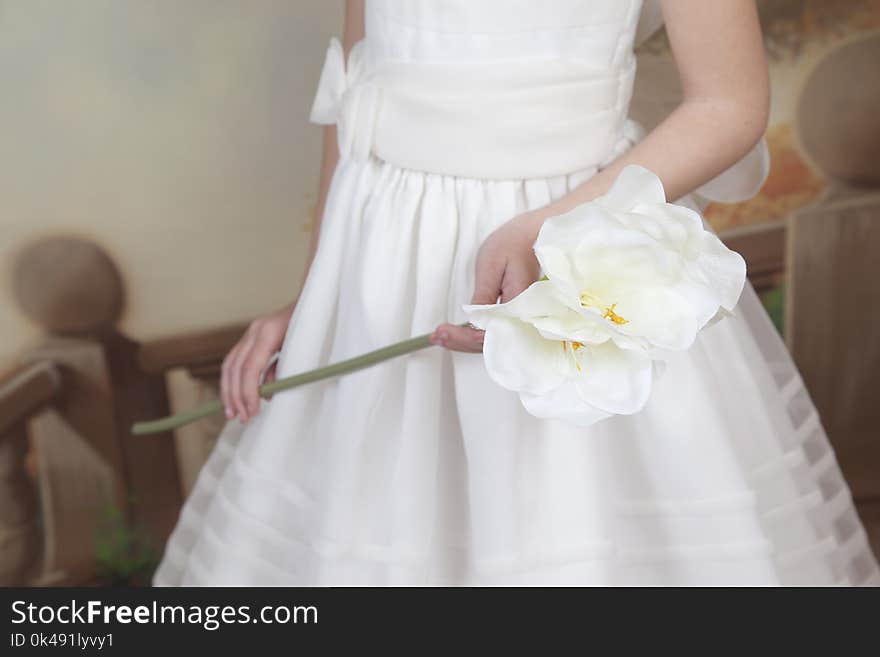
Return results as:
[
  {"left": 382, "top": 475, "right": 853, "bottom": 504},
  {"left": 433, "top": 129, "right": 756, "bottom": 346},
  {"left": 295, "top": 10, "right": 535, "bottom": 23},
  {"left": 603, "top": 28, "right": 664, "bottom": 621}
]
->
[{"left": 154, "top": 0, "right": 879, "bottom": 586}]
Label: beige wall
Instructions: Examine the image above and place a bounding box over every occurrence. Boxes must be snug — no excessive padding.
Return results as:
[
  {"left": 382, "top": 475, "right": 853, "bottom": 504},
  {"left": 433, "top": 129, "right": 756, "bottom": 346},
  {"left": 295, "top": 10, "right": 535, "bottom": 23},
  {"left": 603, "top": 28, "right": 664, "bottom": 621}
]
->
[{"left": 0, "top": 1, "right": 342, "bottom": 369}]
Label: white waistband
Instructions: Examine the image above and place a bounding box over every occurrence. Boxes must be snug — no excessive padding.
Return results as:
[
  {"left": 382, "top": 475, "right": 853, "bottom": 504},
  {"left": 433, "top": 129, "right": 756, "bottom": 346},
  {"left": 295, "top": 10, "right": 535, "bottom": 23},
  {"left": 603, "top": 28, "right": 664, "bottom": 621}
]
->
[
  {"left": 310, "top": 39, "right": 637, "bottom": 180},
  {"left": 310, "top": 38, "right": 770, "bottom": 201}
]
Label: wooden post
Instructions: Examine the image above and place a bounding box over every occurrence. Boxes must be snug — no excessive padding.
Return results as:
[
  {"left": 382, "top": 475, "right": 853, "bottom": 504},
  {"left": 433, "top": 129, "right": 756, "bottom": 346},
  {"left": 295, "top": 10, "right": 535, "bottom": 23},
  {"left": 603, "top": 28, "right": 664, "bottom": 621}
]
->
[
  {"left": 9, "top": 236, "right": 183, "bottom": 584},
  {"left": 0, "top": 361, "right": 62, "bottom": 585},
  {"left": 21, "top": 339, "right": 126, "bottom": 584},
  {"left": 0, "top": 421, "right": 40, "bottom": 585},
  {"left": 786, "top": 193, "right": 880, "bottom": 503}
]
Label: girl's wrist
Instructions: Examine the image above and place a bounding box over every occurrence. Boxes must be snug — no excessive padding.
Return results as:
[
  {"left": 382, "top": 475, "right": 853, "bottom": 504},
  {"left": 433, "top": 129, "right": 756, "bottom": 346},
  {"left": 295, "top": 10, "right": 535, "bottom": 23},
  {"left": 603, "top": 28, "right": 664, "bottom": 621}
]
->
[
  {"left": 514, "top": 176, "right": 608, "bottom": 244},
  {"left": 517, "top": 208, "right": 552, "bottom": 244}
]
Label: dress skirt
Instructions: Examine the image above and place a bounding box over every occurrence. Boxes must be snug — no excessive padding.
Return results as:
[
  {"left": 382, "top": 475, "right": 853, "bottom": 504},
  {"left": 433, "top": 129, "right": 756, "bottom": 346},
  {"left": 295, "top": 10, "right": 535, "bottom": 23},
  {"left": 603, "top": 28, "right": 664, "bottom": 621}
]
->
[{"left": 153, "top": 153, "right": 880, "bottom": 586}]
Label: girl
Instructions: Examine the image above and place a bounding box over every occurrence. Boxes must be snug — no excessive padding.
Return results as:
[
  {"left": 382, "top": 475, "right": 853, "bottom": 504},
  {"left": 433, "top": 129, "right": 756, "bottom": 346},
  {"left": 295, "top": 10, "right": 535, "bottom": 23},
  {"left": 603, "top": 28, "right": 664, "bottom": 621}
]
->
[{"left": 154, "top": 0, "right": 879, "bottom": 586}]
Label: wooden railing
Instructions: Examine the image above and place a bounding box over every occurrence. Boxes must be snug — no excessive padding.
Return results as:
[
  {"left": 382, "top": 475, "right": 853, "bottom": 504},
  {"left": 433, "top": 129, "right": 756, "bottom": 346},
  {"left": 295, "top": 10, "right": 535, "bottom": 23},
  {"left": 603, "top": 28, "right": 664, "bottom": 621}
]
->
[
  {"left": 138, "top": 323, "right": 248, "bottom": 380},
  {"left": 718, "top": 220, "right": 786, "bottom": 294},
  {"left": 1, "top": 236, "right": 182, "bottom": 586},
  {"left": 0, "top": 361, "right": 63, "bottom": 436}
]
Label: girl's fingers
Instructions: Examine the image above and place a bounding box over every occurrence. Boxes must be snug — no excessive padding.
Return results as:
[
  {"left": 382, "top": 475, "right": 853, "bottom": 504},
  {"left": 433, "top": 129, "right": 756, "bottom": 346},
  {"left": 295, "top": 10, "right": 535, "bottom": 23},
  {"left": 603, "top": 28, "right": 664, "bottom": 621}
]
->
[
  {"left": 240, "top": 341, "right": 276, "bottom": 418},
  {"left": 227, "top": 335, "right": 255, "bottom": 422},
  {"left": 431, "top": 322, "right": 484, "bottom": 353},
  {"left": 471, "top": 253, "right": 505, "bottom": 305},
  {"left": 220, "top": 350, "right": 236, "bottom": 420},
  {"left": 261, "top": 361, "right": 278, "bottom": 401},
  {"left": 430, "top": 245, "right": 504, "bottom": 354},
  {"left": 263, "top": 361, "right": 278, "bottom": 385},
  {"left": 499, "top": 259, "right": 536, "bottom": 303}
]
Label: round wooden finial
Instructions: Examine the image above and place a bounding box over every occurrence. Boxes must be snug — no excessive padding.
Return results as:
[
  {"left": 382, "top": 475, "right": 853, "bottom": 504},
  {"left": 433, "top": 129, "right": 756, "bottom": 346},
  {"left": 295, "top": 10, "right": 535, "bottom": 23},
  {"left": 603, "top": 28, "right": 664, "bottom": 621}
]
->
[
  {"left": 796, "top": 33, "right": 880, "bottom": 187},
  {"left": 12, "top": 236, "right": 124, "bottom": 334}
]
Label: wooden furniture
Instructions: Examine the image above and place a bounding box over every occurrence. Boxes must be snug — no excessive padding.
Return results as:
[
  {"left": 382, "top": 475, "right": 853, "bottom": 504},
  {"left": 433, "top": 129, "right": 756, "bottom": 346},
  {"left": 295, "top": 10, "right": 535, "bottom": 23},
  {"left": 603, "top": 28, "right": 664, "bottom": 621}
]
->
[{"left": 0, "top": 237, "right": 182, "bottom": 585}]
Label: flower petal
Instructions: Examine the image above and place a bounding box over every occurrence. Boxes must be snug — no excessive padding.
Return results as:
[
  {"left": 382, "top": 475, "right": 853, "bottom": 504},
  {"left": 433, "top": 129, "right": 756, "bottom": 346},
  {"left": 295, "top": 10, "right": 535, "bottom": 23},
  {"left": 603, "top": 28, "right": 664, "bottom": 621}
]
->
[
  {"left": 609, "top": 286, "right": 700, "bottom": 351},
  {"left": 572, "top": 233, "right": 681, "bottom": 290},
  {"left": 520, "top": 385, "right": 612, "bottom": 427},
  {"left": 534, "top": 311, "right": 614, "bottom": 346},
  {"left": 482, "top": 317, "right": 567, "bottom": 396},
  {"left": 625, "top": 203, "right": 703, "bottom": 252},
  {"left": 463, "top": 280, "right": 571, "bottom": 328},
  {"left": 534, "top": 205, "right": 623, "bottom": 294},
  {"left": 694, "top": 232, "right": 747, "bottom": 311},
  {"left": 595, "top": 165, "right": 667, "bottom": 213},
  {"left": 572, "top": 341, "right": 654, "bottom": 414},
  {"left": 535, "top": 202, "right": 619, "bottom": 250}
]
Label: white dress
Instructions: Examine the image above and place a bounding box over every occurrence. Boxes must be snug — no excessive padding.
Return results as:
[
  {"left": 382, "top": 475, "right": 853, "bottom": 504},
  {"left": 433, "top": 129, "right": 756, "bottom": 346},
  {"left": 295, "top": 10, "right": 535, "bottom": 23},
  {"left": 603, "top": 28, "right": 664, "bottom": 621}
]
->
[{"left": 154, "top": 0, "right": 879, "bottom": 586}]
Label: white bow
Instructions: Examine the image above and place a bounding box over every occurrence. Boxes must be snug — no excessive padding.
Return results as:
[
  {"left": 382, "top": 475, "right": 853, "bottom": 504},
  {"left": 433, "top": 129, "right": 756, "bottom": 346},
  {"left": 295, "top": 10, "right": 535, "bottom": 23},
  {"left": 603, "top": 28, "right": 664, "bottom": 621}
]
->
[{"left": 309, "top": 38, "right": 380, "bottom": 162}]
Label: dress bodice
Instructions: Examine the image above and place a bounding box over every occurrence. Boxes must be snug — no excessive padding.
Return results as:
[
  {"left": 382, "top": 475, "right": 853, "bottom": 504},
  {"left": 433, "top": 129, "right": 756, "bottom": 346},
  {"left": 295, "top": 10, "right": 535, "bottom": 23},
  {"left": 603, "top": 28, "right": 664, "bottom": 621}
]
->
[
  {"left": 365, "top": 0, "right": 645, "bottom": 70},
  {"left": 310, "top": 0, "right": 767, "bottom": 200}
]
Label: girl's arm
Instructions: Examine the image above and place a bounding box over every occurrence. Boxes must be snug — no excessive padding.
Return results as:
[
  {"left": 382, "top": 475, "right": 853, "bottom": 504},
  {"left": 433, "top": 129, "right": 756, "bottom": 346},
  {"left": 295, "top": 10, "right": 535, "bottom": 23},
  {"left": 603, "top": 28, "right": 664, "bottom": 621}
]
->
[
  {"left": 433, "top": 0, "right": 770, "bottom": 352},
  {"left": 221, "top": 1, "right": 365, "bottom": 423}
]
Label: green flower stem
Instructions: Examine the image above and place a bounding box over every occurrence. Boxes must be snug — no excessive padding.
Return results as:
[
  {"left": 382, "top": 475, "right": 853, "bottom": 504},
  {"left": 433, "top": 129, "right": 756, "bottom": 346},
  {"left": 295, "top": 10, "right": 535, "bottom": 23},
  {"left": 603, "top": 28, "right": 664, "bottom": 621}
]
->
[{"left": 131, "top": 324, "right": 469, "bottom": 436}]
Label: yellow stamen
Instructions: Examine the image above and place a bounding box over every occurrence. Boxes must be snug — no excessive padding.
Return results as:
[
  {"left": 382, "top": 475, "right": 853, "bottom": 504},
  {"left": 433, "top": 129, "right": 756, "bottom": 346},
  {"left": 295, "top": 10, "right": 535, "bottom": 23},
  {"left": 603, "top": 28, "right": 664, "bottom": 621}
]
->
[
  {"left": 579, "top": 291, "right": 601, "bottom": 307},
  {"left": 603, "top": 303, "right": 628, "bottom": 325},
  {"left": 562, "top": 340, "right": 586, "bottom": 372},
  {"left": 580, "top": 291, "right": 628, "bottom": 325}
]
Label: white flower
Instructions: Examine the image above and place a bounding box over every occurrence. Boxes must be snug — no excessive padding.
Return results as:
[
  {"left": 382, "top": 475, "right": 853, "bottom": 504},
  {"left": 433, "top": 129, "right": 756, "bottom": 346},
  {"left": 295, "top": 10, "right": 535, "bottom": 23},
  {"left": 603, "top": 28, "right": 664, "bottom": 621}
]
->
[
  {"left": 466, "top": 282, "right": 655, "bottom": 426},
  {"left": 532, "top": 165, "right": 746, "bottom": 352},
  {"left": 464, "top": 165, "right": 746, "bottom": 426}
]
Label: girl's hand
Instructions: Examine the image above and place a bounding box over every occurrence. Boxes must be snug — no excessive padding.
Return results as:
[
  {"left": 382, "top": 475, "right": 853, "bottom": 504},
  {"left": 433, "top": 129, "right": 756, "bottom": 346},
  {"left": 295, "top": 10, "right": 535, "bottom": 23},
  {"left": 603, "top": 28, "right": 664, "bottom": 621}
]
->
[
  {"left": 221, "top": 303, "right": 295, "bottom": 423},
  {"left": 431, "top": 212, "right": 541, "bottom": 352}
]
